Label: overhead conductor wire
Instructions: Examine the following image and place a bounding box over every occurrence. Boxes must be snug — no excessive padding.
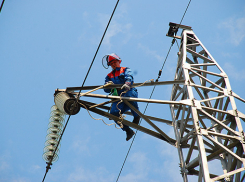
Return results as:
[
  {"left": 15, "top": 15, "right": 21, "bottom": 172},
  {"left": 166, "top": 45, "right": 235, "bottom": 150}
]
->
[
  {"left": 115, "top": 0, "right": 192, "bottom": 181},
  {"left": 0, "top": 0, "right": 5, "bottom": 13},
  {"left": 42, "top": 0, "right": 121, "bottom": 181}
]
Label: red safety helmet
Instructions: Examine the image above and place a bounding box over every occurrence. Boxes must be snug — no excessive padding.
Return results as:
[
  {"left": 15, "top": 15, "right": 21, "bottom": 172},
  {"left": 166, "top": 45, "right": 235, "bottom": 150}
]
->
[{"left": 103, "top": 53, "right": 122, "bottom": 66}]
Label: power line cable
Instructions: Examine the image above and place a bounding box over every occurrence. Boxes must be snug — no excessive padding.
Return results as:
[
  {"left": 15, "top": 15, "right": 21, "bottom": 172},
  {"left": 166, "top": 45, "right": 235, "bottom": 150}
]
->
[
  {"left": 42, "top": 0, "right": 121, "bottom": 181},
  {"left": 0, "top": 0, "right": 5, "bottom": 13},
  {"left": 115, "top": 0, "right": 192, "bottom": 181}
]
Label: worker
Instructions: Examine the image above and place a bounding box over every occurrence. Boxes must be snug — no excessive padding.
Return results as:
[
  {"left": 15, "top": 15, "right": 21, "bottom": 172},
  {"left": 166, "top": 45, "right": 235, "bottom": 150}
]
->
[{"left": 103, "top": 53, "right": 140, "bottom": 141}]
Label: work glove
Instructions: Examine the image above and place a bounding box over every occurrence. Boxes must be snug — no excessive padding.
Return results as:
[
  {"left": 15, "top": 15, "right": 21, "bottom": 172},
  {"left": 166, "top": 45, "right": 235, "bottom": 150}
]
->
[
  {"left": 105, "top": 81, "right": 113, "bottom": 85},
  {"left": 121, "top": 82, "right": 131, "bottom": 91}
]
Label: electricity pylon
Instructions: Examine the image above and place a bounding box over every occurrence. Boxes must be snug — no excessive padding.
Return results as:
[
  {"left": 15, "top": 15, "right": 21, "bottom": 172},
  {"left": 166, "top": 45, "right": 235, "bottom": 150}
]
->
[
  {"left": 167, "top": 23, "right": 245, "bottom": 181},
  {"left": 47, "top": 23, "right": 245, "bottom": 181}
]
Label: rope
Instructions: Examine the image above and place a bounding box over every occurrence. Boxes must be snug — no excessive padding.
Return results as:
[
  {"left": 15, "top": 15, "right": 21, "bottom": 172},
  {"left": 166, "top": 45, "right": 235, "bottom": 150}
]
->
[
  {"left": 115, "top": 0, "right": 192, "bottom": 181},
  {"left": 115, "top": 79, "right": 154, "bottom": 129},
  {"left": 78, "top": 101, "right": 122, "bottom": 128},
  {"left": 42, "top": 0, "right": 121, "bottom": 181}
]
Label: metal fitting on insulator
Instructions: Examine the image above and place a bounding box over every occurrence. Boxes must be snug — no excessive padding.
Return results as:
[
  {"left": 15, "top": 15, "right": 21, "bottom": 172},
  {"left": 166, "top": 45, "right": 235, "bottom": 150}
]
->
[
  {"left": 54, "top": 92, "right": 80, "bottom": 115},
  {"left": 155, "top": 70, "right": 162, "bottom": 82},
  {"left": 171, "top": 38, "right": 176, "bottom": 45},
  {"left": 43, "top": 105, "right": 66, "bottom": 163}
]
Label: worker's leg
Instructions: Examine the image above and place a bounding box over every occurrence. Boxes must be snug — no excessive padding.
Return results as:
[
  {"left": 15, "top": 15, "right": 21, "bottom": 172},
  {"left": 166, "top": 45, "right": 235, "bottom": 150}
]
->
[
  {"left": 110, "top": 101, "right": 135, "bottom": 141},
  {"left": 110, "top": 101, "right": 130, "bottom": 131},
  {"left": 129, "top": 101, "right": 140, "bottom": 125},
  {"left": 124, "top": 89, "right": 140, "bottom": 124}
]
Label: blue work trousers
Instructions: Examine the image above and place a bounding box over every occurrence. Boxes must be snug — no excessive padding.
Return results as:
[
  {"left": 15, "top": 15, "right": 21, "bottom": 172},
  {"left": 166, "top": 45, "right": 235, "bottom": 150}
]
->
[{"left": 110, "top": 89, "right": 139, "bottom": 131}]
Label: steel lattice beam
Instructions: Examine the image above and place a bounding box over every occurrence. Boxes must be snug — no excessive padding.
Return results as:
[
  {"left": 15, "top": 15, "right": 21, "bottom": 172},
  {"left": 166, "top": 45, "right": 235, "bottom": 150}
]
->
[{"left": 169, "top": 27, "right": 245, "bottom": 182}]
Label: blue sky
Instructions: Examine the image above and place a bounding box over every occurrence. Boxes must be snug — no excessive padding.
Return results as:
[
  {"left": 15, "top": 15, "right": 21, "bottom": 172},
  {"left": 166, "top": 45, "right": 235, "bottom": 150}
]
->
[{"left": 0, "top": 0, "right": 245, "bottom": 182}]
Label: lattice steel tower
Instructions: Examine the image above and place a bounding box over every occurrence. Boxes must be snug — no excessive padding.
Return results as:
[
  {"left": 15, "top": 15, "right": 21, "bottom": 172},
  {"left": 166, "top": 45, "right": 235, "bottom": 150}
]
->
[{"left": 168, "top": 23, "right": 245, "bottom": 181}]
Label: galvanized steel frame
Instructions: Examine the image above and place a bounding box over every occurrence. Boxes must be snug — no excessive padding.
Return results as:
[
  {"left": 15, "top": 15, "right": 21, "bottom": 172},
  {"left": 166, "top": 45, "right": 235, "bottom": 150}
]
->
[{"left": 170, "top": 29, "right": 245, "bottom": 182}]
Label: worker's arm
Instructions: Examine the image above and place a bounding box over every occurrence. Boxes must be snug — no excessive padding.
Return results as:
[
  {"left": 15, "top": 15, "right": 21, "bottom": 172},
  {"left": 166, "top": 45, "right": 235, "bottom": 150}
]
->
[{"left": 104, "top": 75, "right": 112, "bottom": 93}]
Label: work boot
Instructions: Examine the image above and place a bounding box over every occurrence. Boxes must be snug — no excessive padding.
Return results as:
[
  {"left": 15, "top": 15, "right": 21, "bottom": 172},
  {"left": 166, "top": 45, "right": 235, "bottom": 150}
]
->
[
  {"left": 133, "top": 116, "right": 140, "bottom": 125},
  {"left": 125, "top": 128, "right": 135, "bottom": 141}
]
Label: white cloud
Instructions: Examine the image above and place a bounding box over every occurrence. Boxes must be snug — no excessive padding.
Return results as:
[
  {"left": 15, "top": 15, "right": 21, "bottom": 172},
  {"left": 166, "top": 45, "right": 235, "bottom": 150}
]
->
[
  {"left": 119, "top": 151, "right": 150, "bottom": 182},
  {"left": 0, "top": 151, "right": 11, "bottom": 171},
  {"left": 98, "top": 13, "right": 132, "bottom": 48},
  {"left": 224, "top": 62, "right": 245, "bottom": 81},
  {"left": 11, "top": 178, "right": 30, "bottom": 182},
  {"left": 97, "top": 3, "right": 132, "bottom": 49},
  {"left": 70, "top": 137, "right": 91, "bottom": 155},
  {"left": 0, "top": 161, "right": 10, "bottom": 171},
  {"left": 220, "top": 15, "right": 245, "bottom": 46},
  {"left": 67, "top": 166, "right": 115, "bottom": 182},
  {"left": 29, "top": 164, "right": 41, "bottom": 173},
  {"left": 137, "top": 43, "right": 164, "bottom": 63}
]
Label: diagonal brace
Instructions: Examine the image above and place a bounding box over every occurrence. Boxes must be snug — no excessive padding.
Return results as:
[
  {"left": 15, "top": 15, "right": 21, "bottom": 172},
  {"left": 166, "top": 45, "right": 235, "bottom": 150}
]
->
[{"left": 123, "top": 100, "right": 175, "bottom": 144}]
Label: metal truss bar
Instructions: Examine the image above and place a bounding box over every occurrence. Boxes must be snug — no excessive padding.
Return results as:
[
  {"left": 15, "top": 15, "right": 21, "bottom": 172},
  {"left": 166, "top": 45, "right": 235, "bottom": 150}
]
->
[
  {"left": 232, "top": 92, "right": 245, "bottom": 104},
  {"left": 202, "top": 138, "right": 215, "bottom": 150},
  {"left": 199, "top": 109, "right": 239, "bottom": 135},
  {"left": 177, "top": 120, "right": 193, "bottom": 129},
  {"left": 219, "top": 95, "right": 230, "bottom": 121},
  {"left": 186, "top": 57, "right": 195, "bottom": 64},
  {"left": 210, "top": 167, "right": 245, "bottom": 182},
  {"left": 198, "top": 115, "right": 207, "bottom": 129},
  {"left": 123, "top": 100, "right": 175, "bottom": 144},
  {"left": 198, "top": 164, "right": 203, "bottom": 182},
  {"left": 186, "top": 141, "right": 239, "bottom": 170},
  {"left": 190, "top": 67, "right": 224, "bottom": 78},
  {"left": 201, "top": 106, "right": 232, "bottom": 116},
  {"left": 82, "top": 99, "right": 174, "bottom": 126},
  {"left": 186, "top": 48, "right": 213, "bottom": 63},
  {"left": 189, "top": 63, "right": 216, "bottom": 67},
  {"left": 186, "top": 43, "right": 200, "bottom": 47},
  {"left": 89, "top": 100, "right": 115, "bottom": 109},
  {"left": 180, "top": 129, "right": 194, "bottom": 143},
  {"left": 66, "top": 80, "right": 185, "bottom": 92},
  {"left": 206, "top": 119, "right": 230, "bottom": 131},
  {"left": 209, "top": 77, "right": 224, "bottom": 90},
  {"left": 145, "top": 115, "right": 173, "bottom": 126},
  {"left": 77, "top": 93, "right": 191, "bottom": 106},
  {"left": 170, "top": 105, "right": 189, "bottom": 182},
  {"left": 189, "top": 83, "right": 224, "bottom": 94},
  {"left": 181, "top": 143, "right": 213, "bottom": 153},
  {"left": 79, "top": 99, "right": 112, "bottom": 111},
  {"left": 79, "top": 100, "right": 173, "bottom": 142},
  {"left": 199, "top": 95, "right": 226, "bottom": 104},
  {"left": 187, "top": 169, "right": 218, "bottom": 178},
  {"left": 175, "top": 94, "right": 187, "bottom": 120},
  {"left": 171, "top": 84, "right": 183, "bottom": 101},
  {"left": 186, "top": 157, "right": 199, "bottom": 170},
  {"left": 241, "top": 172, "right": 245, "bottom": 181},
  {"left": 185, "top": 136, "right": 196, "bottom": 164},
  {"left": 173, "top": 86, "right": 186, "bottom": 101},
  {"left": 236, "top": 110, "right": 245, "bottom": 120},
  {"left": 188, "top": 77, "right": 209, "bottom": 108},
  {"left": 186, "top": 35, "right": 199, "bottom": 44},
  {"left": 205, "top": 135, "right": 244, "bottom": 162},
  {"left": 198, "top": 49, "right": 206, "bottom": 55},
  {"left": 204, "top": 129, "right": 241, "bottom": 140},
  {"left": 180, "top": 107, "right": 192, "bottom": 137},
  {"left": 191, "top": 110, "right": 211, "bottom": 180},
  {"left": 188, "top": 69, "right": 224, "bottom": 91},
  {"left": 128, "top": 109, "right": 176, "bottom": 127}
]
